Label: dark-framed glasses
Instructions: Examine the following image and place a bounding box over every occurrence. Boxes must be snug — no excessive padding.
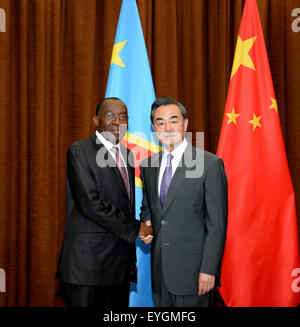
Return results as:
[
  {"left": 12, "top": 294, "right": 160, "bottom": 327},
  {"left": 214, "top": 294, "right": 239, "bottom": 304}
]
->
[{"left": 102, "top": 112, "right": 128, "bottom": 121}]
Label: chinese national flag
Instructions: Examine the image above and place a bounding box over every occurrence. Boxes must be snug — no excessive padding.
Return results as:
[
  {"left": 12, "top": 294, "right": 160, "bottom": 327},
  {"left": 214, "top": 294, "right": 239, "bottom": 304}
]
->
[{"left": 217, "top": 0, "right": 300, "bottom": 306}]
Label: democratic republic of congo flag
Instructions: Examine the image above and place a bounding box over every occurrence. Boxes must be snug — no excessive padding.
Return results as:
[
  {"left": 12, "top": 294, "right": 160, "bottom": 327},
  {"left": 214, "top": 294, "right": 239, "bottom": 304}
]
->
[{"left": 105, "top": 0, "right": 160, "bottom": 307}]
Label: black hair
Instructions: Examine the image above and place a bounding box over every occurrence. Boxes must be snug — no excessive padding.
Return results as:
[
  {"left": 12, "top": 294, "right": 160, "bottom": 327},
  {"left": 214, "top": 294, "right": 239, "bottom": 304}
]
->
[
  {"left": 96, "top": 97, "right": 126, "bottom": 116},
  {"left": 150, "top": 96, "right": 188, "bottom": 123}
]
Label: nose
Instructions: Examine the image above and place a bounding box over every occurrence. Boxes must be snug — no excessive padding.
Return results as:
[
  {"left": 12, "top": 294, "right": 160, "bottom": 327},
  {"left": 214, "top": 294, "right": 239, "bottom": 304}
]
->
[
  {"left": 165, "top": 120, "right": 172, "bottom": 132},
  {"left": 112, "top": 115, "right": 120, "bottom": 124}
]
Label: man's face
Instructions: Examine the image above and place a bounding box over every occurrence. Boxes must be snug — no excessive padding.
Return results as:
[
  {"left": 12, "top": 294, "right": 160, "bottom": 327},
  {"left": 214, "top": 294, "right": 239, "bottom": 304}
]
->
[
  {"left": 93, "top": 99, "right": 128, "bottom": 144},
  {"left": 152, "top": 104, "right": 188, "bottom": 151}
]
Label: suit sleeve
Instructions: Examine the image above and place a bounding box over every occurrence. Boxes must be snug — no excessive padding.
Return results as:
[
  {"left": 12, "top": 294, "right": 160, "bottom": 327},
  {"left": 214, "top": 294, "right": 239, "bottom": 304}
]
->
[
  {"left": 67, "top": 144, "right": 140, "bottom": 244},
  {"left": 200, "top": 157, "right": 228, "bottom": 277},
  {"left": 139, "top": 166, "right": 152, "bottom": 223}
]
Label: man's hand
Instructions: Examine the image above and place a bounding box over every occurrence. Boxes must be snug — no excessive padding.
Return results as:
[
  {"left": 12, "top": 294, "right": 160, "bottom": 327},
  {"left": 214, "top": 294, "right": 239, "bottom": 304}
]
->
[
  {"left": 198, "top": 273, "right": 215, "bottom": 296},
  {"left": 139, "top": 220, "right": 153, "bottom": 244},
  {"left": 138, "top": 221, "right": 153, "bottom": 239}
]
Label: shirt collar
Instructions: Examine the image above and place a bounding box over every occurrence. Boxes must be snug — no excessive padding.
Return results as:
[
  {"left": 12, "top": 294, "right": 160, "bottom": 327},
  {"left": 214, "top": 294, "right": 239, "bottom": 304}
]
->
[
  {"left": 95, "top": 130, "right": 119, "bottom": 152},
  {"left": 162, "top": 138, "right": 188, "bottom": 159}
]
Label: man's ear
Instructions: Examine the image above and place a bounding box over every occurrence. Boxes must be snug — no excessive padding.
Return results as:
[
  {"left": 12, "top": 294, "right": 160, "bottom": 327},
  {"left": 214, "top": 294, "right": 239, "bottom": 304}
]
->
[
  {"left": 184, "top": 118, "right": 189, "bottom": 131},
  {"left": 93, "top": 115, "right": 99, "bottom": 127}
]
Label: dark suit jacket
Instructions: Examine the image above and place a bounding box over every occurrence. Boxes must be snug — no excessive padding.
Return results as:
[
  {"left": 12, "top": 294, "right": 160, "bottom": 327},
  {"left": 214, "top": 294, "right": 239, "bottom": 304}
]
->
[
  {"left": 56, "top": 134, "right": 140, "bottom": 286},
  {"left": 140, "top": 143, "right": 228, "bottom": 295}
]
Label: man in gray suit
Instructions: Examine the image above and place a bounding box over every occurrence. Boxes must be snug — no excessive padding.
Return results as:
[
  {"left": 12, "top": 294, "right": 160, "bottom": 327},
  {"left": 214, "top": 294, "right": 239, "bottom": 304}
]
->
[{"left": 140, "top": 96, "right": 228, "bottom": 307}]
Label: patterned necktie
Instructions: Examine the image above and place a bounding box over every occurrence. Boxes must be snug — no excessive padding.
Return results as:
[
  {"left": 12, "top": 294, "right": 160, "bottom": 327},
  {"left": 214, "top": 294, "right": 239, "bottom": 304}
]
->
[
  {"left": 112, "top": 146, "right": 130, "bottom": 198},
  {"left": 160, "top": 153, "right": 173, "bottom": 207}
]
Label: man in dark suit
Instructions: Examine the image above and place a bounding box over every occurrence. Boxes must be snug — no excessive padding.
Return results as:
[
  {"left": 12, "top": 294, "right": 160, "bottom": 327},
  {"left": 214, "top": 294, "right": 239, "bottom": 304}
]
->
[
  {"left": 140, "top": 96, "right": 228, "bottom": 307},
  {"left": 56, "top": 97, "right": 153, "bottom": 307}
]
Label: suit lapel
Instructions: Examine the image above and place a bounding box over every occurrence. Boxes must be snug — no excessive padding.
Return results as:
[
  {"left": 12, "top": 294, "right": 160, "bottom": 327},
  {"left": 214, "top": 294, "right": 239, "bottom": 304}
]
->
[
  {"left": 149, "top": 152, "right": 163, "bottom": 214},
  {"left": 128, "top": 165, "right": 135, "bottom": 210}
]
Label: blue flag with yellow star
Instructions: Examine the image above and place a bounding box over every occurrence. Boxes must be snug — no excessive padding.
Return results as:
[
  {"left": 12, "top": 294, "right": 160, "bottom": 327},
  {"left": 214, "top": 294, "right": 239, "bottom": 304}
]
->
[{"left": 105, "top": 0, "right": 158, "bottom": 307}]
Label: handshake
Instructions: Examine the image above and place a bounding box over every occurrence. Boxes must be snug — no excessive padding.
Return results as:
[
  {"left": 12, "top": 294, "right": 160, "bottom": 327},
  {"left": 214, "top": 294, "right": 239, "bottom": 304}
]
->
[{"left": 138, "top": 220, "right": 154, "bottom": 244}]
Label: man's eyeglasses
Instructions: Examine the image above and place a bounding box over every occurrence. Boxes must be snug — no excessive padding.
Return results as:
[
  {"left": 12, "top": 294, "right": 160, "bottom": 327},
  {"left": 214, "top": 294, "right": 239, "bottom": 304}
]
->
[{"left": 102, "top": 112, "right": 128, "bottom": 121}]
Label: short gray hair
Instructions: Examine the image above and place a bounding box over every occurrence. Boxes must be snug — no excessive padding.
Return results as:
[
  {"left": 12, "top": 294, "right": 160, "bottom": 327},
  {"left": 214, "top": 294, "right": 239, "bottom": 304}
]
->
[{"left": 150, "top": 96, "right": 188, "bottom": 123}]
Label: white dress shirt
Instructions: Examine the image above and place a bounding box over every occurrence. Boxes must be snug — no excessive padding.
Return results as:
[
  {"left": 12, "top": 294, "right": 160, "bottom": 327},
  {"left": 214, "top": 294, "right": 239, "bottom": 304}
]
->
[
  {"left": 158, "top": 138, "right": 188, "bottom": 196},
  {"left": 95, "top": 130, "right": 128, "bottom": 174}
]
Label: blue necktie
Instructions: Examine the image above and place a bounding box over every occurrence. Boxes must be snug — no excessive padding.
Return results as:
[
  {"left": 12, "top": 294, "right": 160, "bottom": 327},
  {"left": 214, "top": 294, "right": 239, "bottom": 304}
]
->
[{"left": 160, "top": 154, "right": 173, "bottom": 207}]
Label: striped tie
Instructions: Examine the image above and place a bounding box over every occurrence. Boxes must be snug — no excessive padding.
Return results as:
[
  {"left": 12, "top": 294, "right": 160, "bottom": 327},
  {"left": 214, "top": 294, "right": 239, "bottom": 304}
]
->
[{"left": 112, "top": 146, "right": 130, "bottom": 198}]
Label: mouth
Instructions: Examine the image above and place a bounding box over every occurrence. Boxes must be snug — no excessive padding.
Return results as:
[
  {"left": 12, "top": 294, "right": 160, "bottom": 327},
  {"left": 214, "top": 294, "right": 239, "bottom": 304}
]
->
[
  {"left": 105, "top": 126, "right": 120, "bottom": 134},
  {"left": 162, "top": 134, "right": 177, "bottom": 139}
]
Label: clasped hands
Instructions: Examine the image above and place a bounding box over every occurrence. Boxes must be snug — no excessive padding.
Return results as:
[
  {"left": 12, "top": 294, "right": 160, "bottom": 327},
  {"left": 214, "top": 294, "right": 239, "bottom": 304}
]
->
[{"left": 138, "top": 220, "right": 154, "bottom": 244}]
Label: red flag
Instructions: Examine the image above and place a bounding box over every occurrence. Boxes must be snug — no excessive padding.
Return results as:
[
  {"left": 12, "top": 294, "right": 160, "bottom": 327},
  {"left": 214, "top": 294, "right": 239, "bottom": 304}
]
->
[{"left": 217, "top": 0, "right": 300, "bottom": 306}]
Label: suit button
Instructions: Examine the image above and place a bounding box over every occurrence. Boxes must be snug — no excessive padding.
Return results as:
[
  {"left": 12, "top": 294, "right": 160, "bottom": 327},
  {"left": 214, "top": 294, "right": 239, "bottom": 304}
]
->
[{"left": 161, "top": 220, "right": 167, "bottom": 225}]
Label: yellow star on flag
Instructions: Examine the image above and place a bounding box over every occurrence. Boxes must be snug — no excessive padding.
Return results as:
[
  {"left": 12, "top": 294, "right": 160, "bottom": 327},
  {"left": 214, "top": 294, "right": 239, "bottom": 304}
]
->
[
  {"left": 248, "top": 113, "right": 262, "bottom": 131},
  {"left": 110, "top": 40, "right": 127, "bottom": 68},
  {"left": 230, "top": 35, "right": 257, "bottom": 79},
  {"left": 269, "top": 97, "right": 278, "bottom": 114},
  {"left": 225, "top": 108, "right": 240, "bottom": 125}
]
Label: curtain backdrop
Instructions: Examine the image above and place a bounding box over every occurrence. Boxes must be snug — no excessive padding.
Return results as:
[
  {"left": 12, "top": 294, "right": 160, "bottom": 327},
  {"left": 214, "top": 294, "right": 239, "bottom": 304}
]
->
[{"left": 0, "top": 0, "right": 299, "bottom": 306}]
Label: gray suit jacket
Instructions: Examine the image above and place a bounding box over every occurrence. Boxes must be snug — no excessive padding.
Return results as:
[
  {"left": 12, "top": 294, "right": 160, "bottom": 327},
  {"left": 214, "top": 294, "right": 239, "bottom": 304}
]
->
[{"left": 140, "top": 143, "right": 228, "bottom": 295}]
